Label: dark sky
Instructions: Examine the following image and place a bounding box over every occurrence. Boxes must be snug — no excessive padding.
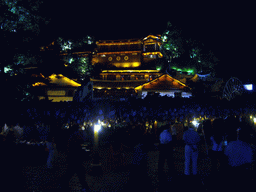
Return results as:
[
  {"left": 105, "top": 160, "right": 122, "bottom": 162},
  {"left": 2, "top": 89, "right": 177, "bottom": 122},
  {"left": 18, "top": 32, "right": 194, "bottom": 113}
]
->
[{"left": 41, "top": 1, "right": 256, "bottom": 83}]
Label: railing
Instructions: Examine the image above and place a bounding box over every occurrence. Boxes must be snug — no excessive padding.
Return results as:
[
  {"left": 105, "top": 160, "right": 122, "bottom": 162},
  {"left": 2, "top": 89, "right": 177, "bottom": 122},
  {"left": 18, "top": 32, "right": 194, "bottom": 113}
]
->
[{"left": 91, "top": 79, "right": 148, "bottom": 82}]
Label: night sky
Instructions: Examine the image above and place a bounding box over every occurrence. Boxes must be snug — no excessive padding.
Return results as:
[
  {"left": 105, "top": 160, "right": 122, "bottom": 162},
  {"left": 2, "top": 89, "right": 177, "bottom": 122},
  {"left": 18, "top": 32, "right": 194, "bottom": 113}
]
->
[{"left": 39, "top": 1, "right": 256, "bottom": 83}]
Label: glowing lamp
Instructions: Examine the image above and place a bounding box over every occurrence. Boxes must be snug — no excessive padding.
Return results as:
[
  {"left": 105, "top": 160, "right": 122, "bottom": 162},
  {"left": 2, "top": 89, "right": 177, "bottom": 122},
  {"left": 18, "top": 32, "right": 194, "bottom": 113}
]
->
[
  {"left": 94, "top": 124, "right": 101, "bottom": 132},
  {"left": 244, "top": 84, "right": 253, "bottom": 91},
  {"left": 192, "top": 120, "right": 199, "bottom": 128},
  {"left": 253, "top": 117, "right": 256, "bottom": 124}
]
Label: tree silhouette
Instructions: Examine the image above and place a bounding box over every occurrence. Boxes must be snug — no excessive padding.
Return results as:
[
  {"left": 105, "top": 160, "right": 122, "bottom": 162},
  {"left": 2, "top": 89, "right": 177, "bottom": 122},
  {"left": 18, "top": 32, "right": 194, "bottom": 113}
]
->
[{"left": 161, "top": 22, "right": 219, "bottom": 75}]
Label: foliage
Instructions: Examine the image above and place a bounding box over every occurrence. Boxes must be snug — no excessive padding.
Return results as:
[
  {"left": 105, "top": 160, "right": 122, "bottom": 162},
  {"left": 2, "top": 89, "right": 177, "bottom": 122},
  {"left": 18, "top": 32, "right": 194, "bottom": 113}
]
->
[
  {"left": 62, "top": 54, "right": 92, "bottom": 78},
  {"left": 57, "top": 36, "right": 94, "bottom": 53},
  {"left": 0, "top": 0, "right": 48, "bottom": 33},
  {"left": 57, "top": 36, "right": 95, "bottom": 80},
  {"left": 0, "top": 0, "right": 51, "bottom": 70},
  {"left": 1, "top": 72, "right": 50, "bottom": 102},
  {"left": 161, "top": 22, "right": 182, "bottom": 60},
  {"left": 0, "top": 0, "right": 51, "bottom": 103},
  {"left": 161, "top": 22, "right": 219, "bottom": 74}
]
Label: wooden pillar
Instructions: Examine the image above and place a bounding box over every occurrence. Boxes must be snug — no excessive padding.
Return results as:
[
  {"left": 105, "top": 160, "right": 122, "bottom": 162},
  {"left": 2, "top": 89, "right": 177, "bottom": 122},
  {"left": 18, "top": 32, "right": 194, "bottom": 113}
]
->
[{"left": 154, "top": 120, "right": 158, "bottom": 142}]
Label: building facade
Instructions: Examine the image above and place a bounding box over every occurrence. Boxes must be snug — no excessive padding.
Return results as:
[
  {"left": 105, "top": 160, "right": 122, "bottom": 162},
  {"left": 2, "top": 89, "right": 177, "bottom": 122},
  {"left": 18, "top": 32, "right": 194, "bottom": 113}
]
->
[
  {"left": 36, "top": 34, "right": 194, "bottom": 100},
  {"left": 33, "top": 74, "right": 82, "bottom": 102},
  {"left": 91, "top": 34, "right": 166, "bottom": 98}
]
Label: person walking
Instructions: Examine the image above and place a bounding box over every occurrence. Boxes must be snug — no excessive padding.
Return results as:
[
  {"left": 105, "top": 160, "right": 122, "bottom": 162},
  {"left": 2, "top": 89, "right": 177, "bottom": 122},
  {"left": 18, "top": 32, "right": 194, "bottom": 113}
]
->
[
  {"left": 210, "top": 118, "right": 225, "bottom": 174},
  {"left": 13, "top": 122, "right": 23, "bottom": 141},
  {"left": 171, "top": 123, "right": 177, "bottom": 146},
  {"left": 126, "top": 135, "right": 154, "bottom": 192},
  {"left": 223, "top": 128, "right": 253, "bottom": 191},
  {"left": 59, "top": 123, "right": 90, "bottom": 192},
  {"left": 202, "top": 119, "right": 212, "bottom": 148},
  {"left": 158, "top": 124, "right": 174, "bottom": 191},
  {"left": 225, "top": 115, "right": 240, "bottom": 143},
  {"left": 46, "top": 130, "right": 57, "bottom": 169},
  {"left": 183, "top": 124, "right": 201, "bottom": 176},
  {"left": 158, "top": 124, "right": 173, "bottom": 175},
  {"left": 0, "top": 129, "right": 24, "bottom": 191}
]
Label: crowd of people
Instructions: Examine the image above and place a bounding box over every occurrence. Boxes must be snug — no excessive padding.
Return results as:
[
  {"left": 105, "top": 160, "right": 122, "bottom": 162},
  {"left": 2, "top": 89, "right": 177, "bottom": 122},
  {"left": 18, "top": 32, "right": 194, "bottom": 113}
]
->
[
  {"left": 158, "top": 116, "right": 255, "bottom": 191},
  {"left": 0, "top": 115, "right": 255, "bottom": 191}
]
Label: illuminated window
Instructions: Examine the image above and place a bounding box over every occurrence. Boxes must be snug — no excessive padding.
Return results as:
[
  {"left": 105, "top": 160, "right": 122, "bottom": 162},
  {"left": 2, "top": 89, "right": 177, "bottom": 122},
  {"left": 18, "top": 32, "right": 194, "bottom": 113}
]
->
[
  {"left": 136, "top": 75, "right": 144, "bottom": 80},
  {"left": 121, "top": 75, "right": 130, "bottom": 80},
  {"left": 107, "top": 75, "right": 116, "bottom": 80},
  {"left": 47, "top": 90, "right": 66, "bottom": 96},
  {"left": 145, "top": 44, "right": 155, "bottom": 52}
]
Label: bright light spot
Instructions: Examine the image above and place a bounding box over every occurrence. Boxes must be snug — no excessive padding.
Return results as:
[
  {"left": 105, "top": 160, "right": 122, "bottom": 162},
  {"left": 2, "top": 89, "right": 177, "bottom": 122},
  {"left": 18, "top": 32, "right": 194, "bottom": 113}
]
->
[
  {"left": 69, "top": 58, "right": 74, "bottom": 63},
  {"left": 62, "top": 41, "right": 72, "bottom": 51},
  {"left": 4, "top": 66, "right": 12, "bottom": 73},
  {"left": 254, "top": 117, "right": 256, "bottom": 124},
  {"left": 94, "top": 124, "right": 101, "bottom": 132},
  {"left": 192, "top": 120, "right": 199, "bottom": 128},
  {"left": 244, "top": 84, "right": 253, "bottom": 91}
]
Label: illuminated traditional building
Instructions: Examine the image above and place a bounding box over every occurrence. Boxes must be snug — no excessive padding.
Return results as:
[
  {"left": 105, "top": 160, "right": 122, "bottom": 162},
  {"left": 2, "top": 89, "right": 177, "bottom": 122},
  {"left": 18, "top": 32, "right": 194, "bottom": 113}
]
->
[
  {"left": 36, "top": 34, "right": 194, "bottom": 100},
  {"left": 91, "top": 34, "right": 166, "bottom": 98},
  {"left": 135, "top": 74, "right": 192, "bottom": 98},
  {"left": 32, "top": 74, "right": 82, "bottom": 102}
]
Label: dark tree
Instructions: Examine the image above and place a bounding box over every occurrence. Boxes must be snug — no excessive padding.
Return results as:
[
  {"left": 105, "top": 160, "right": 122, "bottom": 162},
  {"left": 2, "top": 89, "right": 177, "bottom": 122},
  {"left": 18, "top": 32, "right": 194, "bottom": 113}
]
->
[{"left": 161, "top": 22, "right": 219, "bottom": 75}]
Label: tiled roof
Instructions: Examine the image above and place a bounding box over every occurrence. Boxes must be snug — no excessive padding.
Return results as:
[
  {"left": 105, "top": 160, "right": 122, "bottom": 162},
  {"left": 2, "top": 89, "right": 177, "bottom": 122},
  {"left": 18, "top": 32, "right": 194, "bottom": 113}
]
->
[
  {"left": 33, "top": 74, "right": 81, "bottom": 87},
  {"left": 135, "top": 74, "right": 191, "bottom": 91}
]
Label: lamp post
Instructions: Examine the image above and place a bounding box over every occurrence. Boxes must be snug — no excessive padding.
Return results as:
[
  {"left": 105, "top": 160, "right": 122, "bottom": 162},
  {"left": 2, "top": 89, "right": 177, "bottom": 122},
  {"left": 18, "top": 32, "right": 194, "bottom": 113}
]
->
[{"left": 90, "top": 120, "right": 102, "bottom": 175}]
